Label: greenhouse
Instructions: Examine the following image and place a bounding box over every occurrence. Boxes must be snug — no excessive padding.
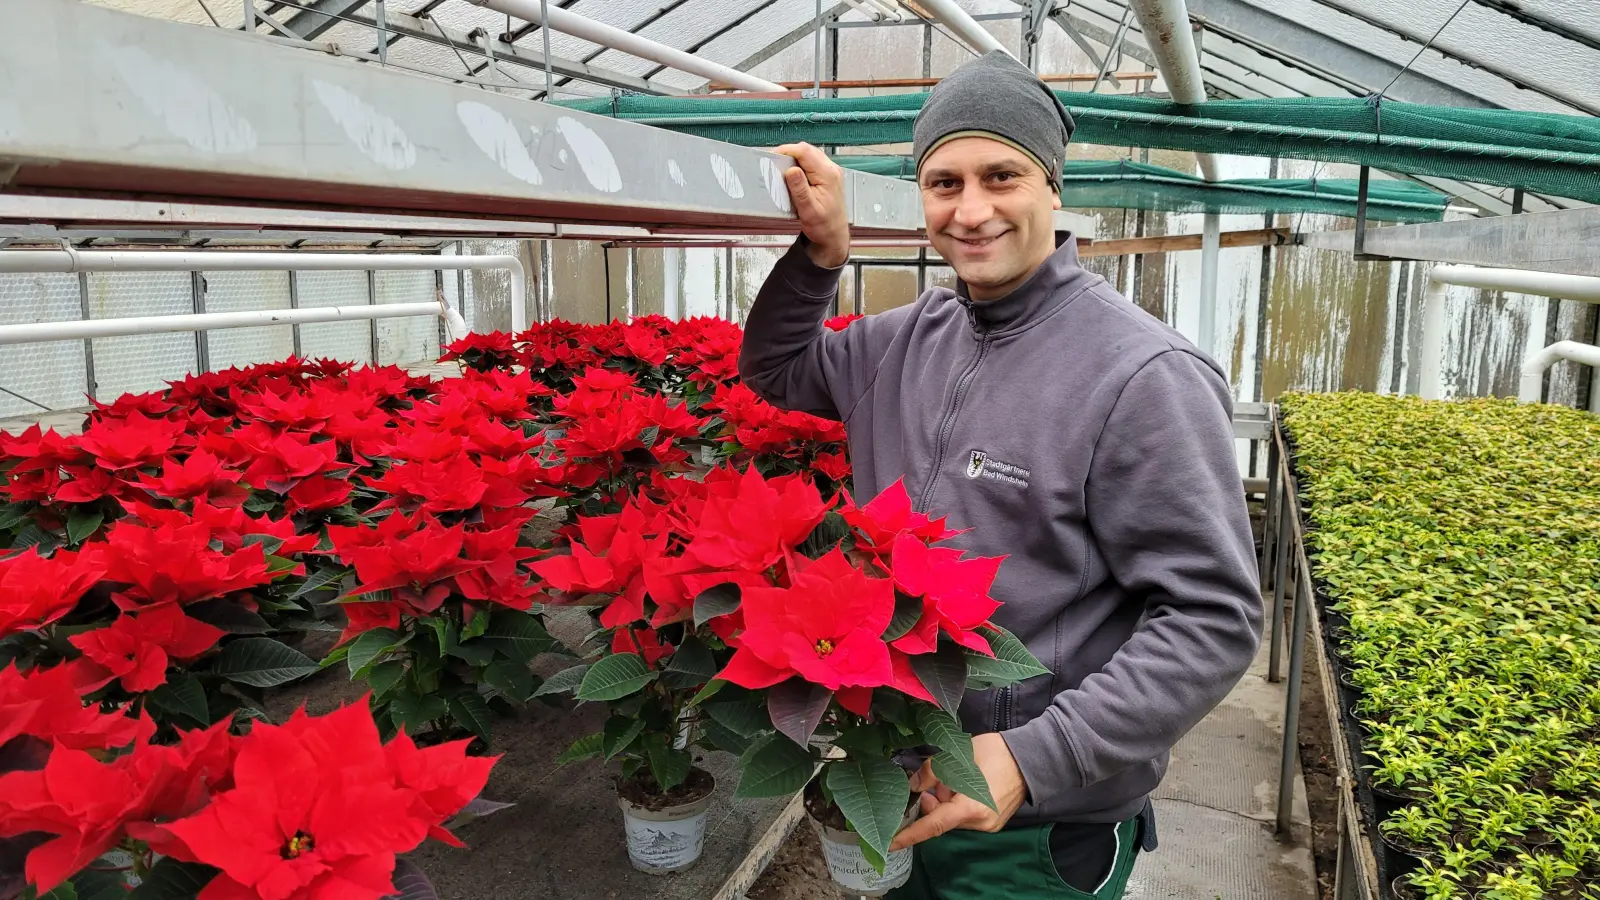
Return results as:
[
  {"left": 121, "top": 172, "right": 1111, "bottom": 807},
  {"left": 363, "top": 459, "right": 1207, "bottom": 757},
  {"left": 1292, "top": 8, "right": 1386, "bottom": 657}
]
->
[{"left": 0, "top": 1, "right": 1597, "bottom": 899}]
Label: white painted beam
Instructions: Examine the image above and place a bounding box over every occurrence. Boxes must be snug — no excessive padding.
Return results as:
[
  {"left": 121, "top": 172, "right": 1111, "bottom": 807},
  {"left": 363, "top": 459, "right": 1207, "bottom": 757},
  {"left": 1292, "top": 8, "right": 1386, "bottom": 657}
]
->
[{"left": 0, "top": 0, "right": 922, "bottom": 237}]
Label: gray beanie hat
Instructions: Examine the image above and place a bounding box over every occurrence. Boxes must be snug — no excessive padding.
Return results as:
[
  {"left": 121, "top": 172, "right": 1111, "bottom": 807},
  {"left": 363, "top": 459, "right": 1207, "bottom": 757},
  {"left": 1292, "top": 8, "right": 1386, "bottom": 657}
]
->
[{"left": 912, "top": 50, "right": 1075, "bottom": 189}]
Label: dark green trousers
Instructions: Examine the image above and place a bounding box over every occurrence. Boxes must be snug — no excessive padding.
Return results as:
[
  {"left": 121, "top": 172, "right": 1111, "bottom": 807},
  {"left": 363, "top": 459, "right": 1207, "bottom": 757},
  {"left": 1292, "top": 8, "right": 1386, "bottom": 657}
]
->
[{"left": 886, "top": 816, "right": 1143, "bottom": 900}]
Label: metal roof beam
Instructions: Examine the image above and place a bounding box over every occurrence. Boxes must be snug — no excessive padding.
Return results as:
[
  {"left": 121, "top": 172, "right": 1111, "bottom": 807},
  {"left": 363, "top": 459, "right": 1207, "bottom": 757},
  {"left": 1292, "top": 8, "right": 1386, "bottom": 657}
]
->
[
  {"left": 724, "top": 3, "right": 852, "bottom": 82},
  {"left": 1183, "top": 0, "right": 1496, "bottom": 108},
  {"left": 277, "top": 0, "right": 369, "bottom": 41},
  {"left": 1307, "top": 0, "right": 1600, "bottom": 115},
  {"left": 1467, "top": 0, "right": 1600, "bottom": 56},
  {"left": 1302, "top": 207, "right": 1600, "bottom": 276},
  {"left": 0, "top": 0, "right": 923, "bottom": 236},
  {"left": 339, "top": 9, "right": 682, "bottom": 95},
  {"left": 634, "top": 0, "right": 784, "bottom": 88}
]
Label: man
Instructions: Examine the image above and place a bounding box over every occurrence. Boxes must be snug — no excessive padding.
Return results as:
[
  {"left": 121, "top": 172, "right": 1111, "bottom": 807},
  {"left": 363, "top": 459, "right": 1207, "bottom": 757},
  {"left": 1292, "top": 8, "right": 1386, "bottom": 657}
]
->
[{"left": 739, "top": 50, "right": 1263, "bottom": 900}]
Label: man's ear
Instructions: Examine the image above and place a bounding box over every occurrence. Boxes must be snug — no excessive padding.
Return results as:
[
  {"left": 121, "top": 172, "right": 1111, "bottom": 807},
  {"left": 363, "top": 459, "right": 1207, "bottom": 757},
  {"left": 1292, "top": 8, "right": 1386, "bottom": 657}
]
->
[{"left": 1052, "top": 192, "right": 1063, "bottom": 211}]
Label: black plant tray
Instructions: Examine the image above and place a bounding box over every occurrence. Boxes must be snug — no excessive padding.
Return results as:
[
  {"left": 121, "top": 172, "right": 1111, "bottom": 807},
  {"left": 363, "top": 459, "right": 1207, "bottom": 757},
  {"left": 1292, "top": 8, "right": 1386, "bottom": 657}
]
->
[{"left": 1278, "top": 423, "right": 1395, "bottom": 900}]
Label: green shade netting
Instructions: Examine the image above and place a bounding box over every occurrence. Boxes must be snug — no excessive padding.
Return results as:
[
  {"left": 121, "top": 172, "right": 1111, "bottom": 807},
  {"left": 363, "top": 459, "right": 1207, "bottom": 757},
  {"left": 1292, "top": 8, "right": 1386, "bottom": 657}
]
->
[
  {"left": 832, "top": 156, "right": 1448, "bottom": 222},
  {"left": 559, "top": 93, "right": 1600, "bottom": 205}
]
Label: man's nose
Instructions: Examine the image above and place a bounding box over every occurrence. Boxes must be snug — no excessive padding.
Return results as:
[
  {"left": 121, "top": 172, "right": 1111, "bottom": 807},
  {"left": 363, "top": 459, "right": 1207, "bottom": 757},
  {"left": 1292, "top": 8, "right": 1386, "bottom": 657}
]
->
[{"left": 951, "top": 185, "right": 994, "bottom": 231}]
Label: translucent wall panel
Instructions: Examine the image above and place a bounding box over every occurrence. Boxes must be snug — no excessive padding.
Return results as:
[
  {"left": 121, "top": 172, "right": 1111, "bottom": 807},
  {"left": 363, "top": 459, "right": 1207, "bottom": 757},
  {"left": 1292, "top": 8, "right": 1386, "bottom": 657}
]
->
[
  {"left": 634, "top": 249, "right": 666, "bottom": 318},
  {"left": 0, "top": 273, "right": 89, "bottom": 417},
  {"left": 863, "top": 267, "right": 918, "bottom": 316},
  {"left": 375, "top": 271, "right": 439, "bottom": 366},
  {"left": 85, "top": 272, "right": 199, "bottom": 401},
  {"left": 459, "top": 239, "right": 523, "bottom": 333},
  {"left": 550, "top": 241, "right": 608, "bottom": 324},
  {"left": 201, "top": 271, "right": 293, "bottom": 371},
  {"left": 732, "top": 247, "right": 782, "bottom": 324},
  {"left": 678, "top": 248, "right": 727, "bottom": 320},
  {"left": 295, "top": 272, "right": 372, "bottom": 365}
]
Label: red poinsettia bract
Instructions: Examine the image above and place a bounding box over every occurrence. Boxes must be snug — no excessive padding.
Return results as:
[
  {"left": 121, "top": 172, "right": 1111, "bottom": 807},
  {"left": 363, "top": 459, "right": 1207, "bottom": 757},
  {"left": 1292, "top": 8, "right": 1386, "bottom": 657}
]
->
[
  {"left": 0, "top": 545, "right": 106, "bottom": 638},
  {"left": 160, "top": 701, "right": 493, "bottom": 900}
]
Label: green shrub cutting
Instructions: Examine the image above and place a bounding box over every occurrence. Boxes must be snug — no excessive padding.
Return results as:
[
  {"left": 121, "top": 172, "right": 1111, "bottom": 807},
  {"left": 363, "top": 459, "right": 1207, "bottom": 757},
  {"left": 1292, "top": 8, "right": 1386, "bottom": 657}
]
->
[{"left": 1281, "top": 392, "right": 1600, "bottom": 900}]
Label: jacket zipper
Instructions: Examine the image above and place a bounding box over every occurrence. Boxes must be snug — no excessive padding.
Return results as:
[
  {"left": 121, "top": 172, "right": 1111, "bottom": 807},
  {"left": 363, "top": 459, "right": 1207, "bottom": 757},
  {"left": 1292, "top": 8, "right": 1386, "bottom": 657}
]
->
[
  {"left": 916, "top": 316, "right": 990, "bottom": 511},
  {"left": 993, "top": 686, "right": 1013, "bottom": 732}
]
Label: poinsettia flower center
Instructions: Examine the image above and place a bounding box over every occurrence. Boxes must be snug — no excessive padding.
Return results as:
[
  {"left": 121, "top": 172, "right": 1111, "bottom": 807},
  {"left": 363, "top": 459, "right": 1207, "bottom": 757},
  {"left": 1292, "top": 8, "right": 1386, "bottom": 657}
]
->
[
  {"left": 813, "top": 638, "right": 835, "bottom": 658},
  {"left": 281, "top": 830, "right": 316, "bottom": 859}
]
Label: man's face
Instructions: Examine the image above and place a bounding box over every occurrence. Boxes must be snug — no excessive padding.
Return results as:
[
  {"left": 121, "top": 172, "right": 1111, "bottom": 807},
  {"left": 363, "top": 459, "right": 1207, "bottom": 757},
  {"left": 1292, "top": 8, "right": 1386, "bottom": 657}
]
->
[{"left": 918, "top": 137, "right": 1063, "bottom": 301}]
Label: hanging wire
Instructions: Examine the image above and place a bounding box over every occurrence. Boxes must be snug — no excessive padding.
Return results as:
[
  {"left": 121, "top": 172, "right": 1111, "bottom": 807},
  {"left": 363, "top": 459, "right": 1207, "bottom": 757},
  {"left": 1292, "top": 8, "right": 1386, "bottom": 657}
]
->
[
  {"left": 0, "top": 385, "right": 52, "bottom": 413},
  {"left": 1371, "top": 0, "right": 1472, "bottom": 101},
  {"left": 192, "top": 0, "right": 221, "bottom": 26},
  {"left": 898, "top": 4, "right": 978, "bottom": 58}
]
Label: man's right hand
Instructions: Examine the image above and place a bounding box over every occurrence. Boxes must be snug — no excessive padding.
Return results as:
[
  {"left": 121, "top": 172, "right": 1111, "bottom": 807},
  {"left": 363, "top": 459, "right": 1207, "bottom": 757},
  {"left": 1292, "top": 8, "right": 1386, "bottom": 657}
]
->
[{"left": 775, "top": 142, "right": 850, "bottom": 269}]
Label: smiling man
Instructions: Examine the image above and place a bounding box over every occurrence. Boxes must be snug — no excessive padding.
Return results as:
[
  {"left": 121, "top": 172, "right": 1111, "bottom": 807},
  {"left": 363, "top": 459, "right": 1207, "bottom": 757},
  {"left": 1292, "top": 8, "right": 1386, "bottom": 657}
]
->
[{"left": 740, "top": 50, "right": 1262, "bottom": 900}]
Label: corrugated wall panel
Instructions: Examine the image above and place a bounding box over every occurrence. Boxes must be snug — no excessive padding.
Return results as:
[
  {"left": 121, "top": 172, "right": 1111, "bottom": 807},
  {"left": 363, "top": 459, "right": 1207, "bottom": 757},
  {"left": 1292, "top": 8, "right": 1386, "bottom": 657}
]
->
[
  {"left": 85, "top": 271, "right": 199, "bottom": 401},
  {"left": 0, "top": 273, "right": 89, "bottom": 416},
  {"left": 295, "top": 271, "right": 372, "bottom": 364},
  {"left": 201, "top": 271, "right": 294, "bottom": 371}
]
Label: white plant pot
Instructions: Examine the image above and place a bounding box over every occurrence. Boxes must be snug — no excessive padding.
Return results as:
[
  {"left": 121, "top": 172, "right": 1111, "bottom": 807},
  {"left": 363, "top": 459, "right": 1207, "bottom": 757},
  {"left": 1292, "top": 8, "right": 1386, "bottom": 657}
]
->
[
  {"left": 809, "top": 808, "right": 917, "bottom": 897},
  {"left": 617, "top": 776, "right": 715, "bottom": 875}
]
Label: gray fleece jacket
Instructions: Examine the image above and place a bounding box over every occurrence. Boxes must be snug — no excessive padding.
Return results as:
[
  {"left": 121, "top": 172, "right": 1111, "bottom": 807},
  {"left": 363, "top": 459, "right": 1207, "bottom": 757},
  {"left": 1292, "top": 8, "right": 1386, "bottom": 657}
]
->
[{"left": 739, "top": 237, "right": 1263, "bottom": 827}]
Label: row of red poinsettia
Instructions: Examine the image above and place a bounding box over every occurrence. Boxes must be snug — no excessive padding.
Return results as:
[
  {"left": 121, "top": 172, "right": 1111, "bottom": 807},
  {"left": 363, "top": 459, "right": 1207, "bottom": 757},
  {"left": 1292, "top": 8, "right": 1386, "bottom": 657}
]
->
[
  {"left": 0, "top": 313, "right": 1043, "bottom": 898},
  {"left": 0, "top": 316, "right": 861, "bottom": 899}
]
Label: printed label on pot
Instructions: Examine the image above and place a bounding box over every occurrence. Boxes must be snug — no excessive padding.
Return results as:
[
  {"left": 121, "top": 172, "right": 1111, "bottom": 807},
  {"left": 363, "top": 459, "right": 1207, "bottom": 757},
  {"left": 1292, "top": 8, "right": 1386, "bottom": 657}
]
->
[
  {"left": 623, "top": 810, "right": 708, "bottom": 871},
  {"left": 820, "top": 837, "right": 913, "bottom": 894}
]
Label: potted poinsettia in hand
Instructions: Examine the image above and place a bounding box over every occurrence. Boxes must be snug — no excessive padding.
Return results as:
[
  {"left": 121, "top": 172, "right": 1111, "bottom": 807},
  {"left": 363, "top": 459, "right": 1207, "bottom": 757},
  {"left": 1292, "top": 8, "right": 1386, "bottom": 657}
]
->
[{"left": 701, "top": 481, "right": 1049, "bottom": 896}]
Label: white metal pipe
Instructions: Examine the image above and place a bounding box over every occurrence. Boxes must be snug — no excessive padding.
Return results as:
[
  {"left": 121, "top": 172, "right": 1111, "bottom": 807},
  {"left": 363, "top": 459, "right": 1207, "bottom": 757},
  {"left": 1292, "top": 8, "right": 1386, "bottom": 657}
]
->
[
  {"left": 0, "top": 249, "right": 521, "bottom": 333},
  {"left": 1430, "top": 265, "right": 1600, "bottom": 303},
  {"left": 840, "top": 0, "right": 886, "bottom": 22},
  {"left": 0, "top": 303, "right": 445, "bottom": 346},
  {"left": 1126, "top": 0, "right": 1219, "bottom": 181},
  {"left": 1420, "top": 265, "right": 1600, "bottom": 402},
  {"left": 864, "top": 0, "right": 906, "bottom": 22},
  {"left": 911, "top": 0, "right": 1012, "bottom": 56},
  {"left": 1520, "top": 342, "right": 1600, "bottom": 402},
  {"left": 1418, "top": 277, "right": 1449, "bottom": 400},
  {"left": 1198, "top": 211, "right": 1220, "bottom": 364},
  {"left": 466, "top": 0, "right": 784, "bottom": 93}
]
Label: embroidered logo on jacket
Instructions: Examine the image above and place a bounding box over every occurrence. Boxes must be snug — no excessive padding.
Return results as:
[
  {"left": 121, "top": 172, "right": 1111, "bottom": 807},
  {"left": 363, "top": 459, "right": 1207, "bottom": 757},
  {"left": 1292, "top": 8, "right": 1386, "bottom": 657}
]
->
[{"left": 966, "top": 450, "right": 1030, "bottom": 488}]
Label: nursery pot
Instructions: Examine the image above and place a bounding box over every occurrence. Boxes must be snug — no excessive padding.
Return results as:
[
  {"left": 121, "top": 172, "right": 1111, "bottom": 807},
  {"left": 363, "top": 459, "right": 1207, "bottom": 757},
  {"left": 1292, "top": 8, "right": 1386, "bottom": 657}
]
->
[
  {"left": 808, "top": 803, "right": 919, "bottom": 897},
  {"left": 616, "top": 768, "right": 716, "bottom": 875}
]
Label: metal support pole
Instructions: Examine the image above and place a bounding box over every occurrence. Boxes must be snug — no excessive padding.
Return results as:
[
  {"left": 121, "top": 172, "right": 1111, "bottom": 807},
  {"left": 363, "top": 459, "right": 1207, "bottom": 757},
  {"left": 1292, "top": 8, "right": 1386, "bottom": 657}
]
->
[
  {"left": 243, "top": 0, "right": 256, "bottom": 32},
  {"left": 1092, "top": 7, "right": 1131, "bottom": 93},
  {"left": 603, "top": 247, "right": 613, "bottom": 324},
  {"left": 725, "top": 246, "right": 735, "bottom": 321},
  {"left": 1352, "top": 165, "right": 1372, "bottom": 259},
  {"left": 539, "top": 0, "right": 554, "bottom": 100},
  {"left": 1198, "top": 211, "right": 1220, "bottom": 362},
  {"left": 853, "top": 264, "right": 864, "bottom": 315},
  {"left": 77, "top": 271, "right": 96, "bottom": 400},
  {"left": 1259, "top": 426, "right": 1281, "bottom": 587},
  {"left": 812, "top": 0, "right": 823, "bottom": 96},
  {"left": 1276, "top": 570, "right": 1310, "bottom": 837},
  {"left": 287, "top": 271, "right": 303, "bottom": 359},
  {"left": 375, "top": 0, "right": 388, "bottom": 65},
  {"left": 1267, "top": 483, "right": 1292, "bottom": 684},
  {"left": 478, "top": 28, "right": 498, "bottom": 88},
  {"left": 367, "top": 270, "right": 380, "bottom": 365},
  {"left": 192, "top": 272, "right": 210, "bottom": 373}
]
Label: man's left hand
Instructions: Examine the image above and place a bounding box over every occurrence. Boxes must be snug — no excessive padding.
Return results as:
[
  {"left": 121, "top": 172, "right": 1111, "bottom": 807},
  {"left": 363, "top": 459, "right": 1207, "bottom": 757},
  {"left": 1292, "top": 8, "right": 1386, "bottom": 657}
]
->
[{"left": 889, "top": 733, "right": 1029, "bottom": 851}]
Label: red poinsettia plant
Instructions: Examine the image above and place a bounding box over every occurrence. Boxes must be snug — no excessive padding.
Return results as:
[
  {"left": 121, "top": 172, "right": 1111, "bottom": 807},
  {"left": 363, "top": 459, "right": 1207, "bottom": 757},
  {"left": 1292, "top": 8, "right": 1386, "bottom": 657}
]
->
[
  {"left": 0, "top": 663, "right": 501, "bottom": 900},
  {"left": 535, "top": 467, "right": 1046, "bottom": 865},
  {"left": 701, "top": 479, "right": 1047, "bottom": 870}
]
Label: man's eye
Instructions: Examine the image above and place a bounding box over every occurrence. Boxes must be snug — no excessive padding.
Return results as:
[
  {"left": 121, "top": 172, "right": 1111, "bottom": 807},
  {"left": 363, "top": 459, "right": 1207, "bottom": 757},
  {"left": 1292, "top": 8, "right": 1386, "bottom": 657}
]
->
[
  {"left": 933, "top": 180, "right": 959, "bottom": 190},
  {"left": 991, "top": 172, "right": 1015, "bottom": 183}
]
